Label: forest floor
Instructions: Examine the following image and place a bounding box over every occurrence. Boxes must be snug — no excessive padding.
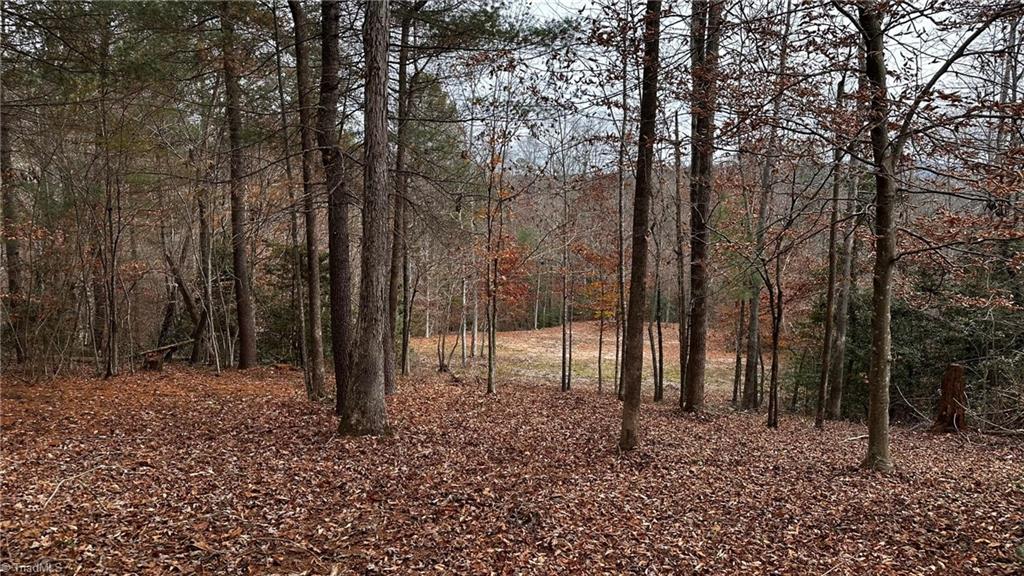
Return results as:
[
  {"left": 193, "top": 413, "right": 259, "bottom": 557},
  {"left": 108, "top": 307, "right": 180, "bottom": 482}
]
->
[{"left": 2, "top": 326, "right": 1023, "bottom": 575}]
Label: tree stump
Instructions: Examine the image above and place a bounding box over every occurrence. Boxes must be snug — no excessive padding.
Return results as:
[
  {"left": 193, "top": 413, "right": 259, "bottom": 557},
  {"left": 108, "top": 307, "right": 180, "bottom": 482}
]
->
[
  {"left": 143, "top": 352, "right": 164, "bottom": 372},
  {"left": 932, "top": 364, "right": 967, "bottom": 433}
]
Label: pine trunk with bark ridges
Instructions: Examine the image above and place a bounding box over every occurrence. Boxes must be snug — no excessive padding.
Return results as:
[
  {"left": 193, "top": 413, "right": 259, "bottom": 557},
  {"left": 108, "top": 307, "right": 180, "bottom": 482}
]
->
[
  {"left": 220, "top": 1, "right": 257, "bottom": 369},
  {"left": 340, "top": 0, "right": 390, "bottom": 435},
  {"left": 318, "top": 0, "right": 352, "bottom": 415},
  {"left": 288, "top": 0, "right": 326, "bottom": 398},
  {"left": 618, "top": 0, "right": 660, "bottom": 451}
]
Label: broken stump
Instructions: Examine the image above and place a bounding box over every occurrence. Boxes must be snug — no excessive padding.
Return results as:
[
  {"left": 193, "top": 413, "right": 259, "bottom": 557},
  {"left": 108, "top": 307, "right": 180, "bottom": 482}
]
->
[{"left": 932, "top": 363, "right": 967, "bottom": 433}]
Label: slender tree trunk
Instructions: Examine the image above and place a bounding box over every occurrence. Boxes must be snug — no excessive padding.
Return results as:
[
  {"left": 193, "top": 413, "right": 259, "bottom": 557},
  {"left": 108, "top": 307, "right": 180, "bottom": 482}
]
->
[
  {"left": 220, "top": 1, "right": 257, "bottom": 369},
  {"left": 859, "top": 3, "right": 894, "bottom": 471},
  {"left": 648, "top": 315, "right": 657, "bottom": 398},
  {"left": 471, "top": 238, "right": 478, "bottom": 357},
  {"left": 1, "top": 77, "right": 25, "bottom": 363},
  {"left": 533, "top": 265, "right": 541, "bottom": 330},
  {"left": 732, "top": 299, "right": 745, "bottom": 405},
  {"left": 673, "top": 112, "right": 689, "bottom": 408},
  {"left": 318, "top": 0, "right": 352, "bottom": 415},
  {"left": 683, "top": 0, "right": 722, "bottom": 414},
  {"left": 340, "top": 0, "right": 391, "bottom": 435},
  {"left": 618, "top": 0, "right": 660, "bottom": 451},
  {"left": 288, "top": 0, "right": 326, "bottom": 398},
  {"left": 199, "top": 194, "right": 221, "bottom": 372},
  {"left": 402, "top": 230, "right": 411, "bottom": 374},
  {"left": 598, "top": 315, "right": 605, "bottom": 392},
  {"left": 742, "top": 2, "right": 792, "bottom": 409},
  {"left": 815, "top": 77, "right": 847, "bottom": 429},
  {"left": 100, "top": 24, "right": 119, "bottom": 379},
  {"left": 656, "top": 283, "right": 664, "bottom": 401},
  {"left": 826, "top": 174, "right": 858, "bottom": 419},
  {"left": 272, "top": 1, "right": 307, "bottom": 383},
  {"left": 561, "top": 184, "right": 569, "bottom": 392},
  {"left": 387, "top": 4, "right": 424, "bottom": 394},
  {"left": 766, "top": 261, "right": 783, "bottom": 428},
  {"left": 615, "top": 10, "right": 629, "bottom": 401},
  {"left": 567, "top": 289, "right": 573, "bottom": 391},
  {"left": 457, "top": 275, "right": 466, "bottom": 366}
]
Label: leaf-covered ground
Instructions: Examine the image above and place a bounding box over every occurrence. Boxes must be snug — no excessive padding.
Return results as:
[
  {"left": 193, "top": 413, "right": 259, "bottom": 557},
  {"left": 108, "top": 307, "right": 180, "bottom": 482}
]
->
[{"left": 2, "top": 363, "right": 1022, "bottom": 575}]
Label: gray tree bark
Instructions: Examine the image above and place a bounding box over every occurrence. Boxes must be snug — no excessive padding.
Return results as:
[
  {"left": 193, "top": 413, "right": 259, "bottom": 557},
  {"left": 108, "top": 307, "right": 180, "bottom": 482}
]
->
[{"left": 340, "top": 0, "right": 391, "bottom": 435}]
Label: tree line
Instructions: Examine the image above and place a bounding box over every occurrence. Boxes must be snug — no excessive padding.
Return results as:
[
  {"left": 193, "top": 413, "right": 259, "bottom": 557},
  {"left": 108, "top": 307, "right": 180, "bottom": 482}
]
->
[{"left": 2, "top": 0, "right": 1022, "bottom": 470}]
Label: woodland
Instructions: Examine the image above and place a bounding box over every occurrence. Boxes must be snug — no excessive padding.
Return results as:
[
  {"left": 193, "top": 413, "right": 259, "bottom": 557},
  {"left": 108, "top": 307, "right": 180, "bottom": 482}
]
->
[{"left": 1, "top": 0, "right": 1023, "bottom": 574}]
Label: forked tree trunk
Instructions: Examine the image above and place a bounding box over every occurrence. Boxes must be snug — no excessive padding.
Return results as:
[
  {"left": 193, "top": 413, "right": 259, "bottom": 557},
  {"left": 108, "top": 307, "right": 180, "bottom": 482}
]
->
[
  {"left": 683, "top": 0, "right": 722, "bottom": 414},
  {"left": 340, "top": 0, "right": 390, "bottom": 435},
  {"left": 618, "top": 0, "right": 660, "bottom": 451}
]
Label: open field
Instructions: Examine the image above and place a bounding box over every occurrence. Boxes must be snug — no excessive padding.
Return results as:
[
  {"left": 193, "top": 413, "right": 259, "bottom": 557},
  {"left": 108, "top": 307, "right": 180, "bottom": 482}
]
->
[{"left": 409, "top": 321, "right": 737, "bottom": 403}]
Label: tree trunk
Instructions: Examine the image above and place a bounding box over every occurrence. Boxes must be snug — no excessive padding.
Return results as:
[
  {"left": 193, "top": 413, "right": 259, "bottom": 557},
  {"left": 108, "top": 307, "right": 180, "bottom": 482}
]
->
[
  {"left": 460, "top": 276, "right": 467, "bottom": 367},
  {"left": 618, "top": 0, "right": 660, "bottom": 451},
  {"left": 827, "top": 153, "right": 861, "bottom": 419},
  {"left": 288, "top": 0, "right": 326, "bottom": 398},
  {"left": 1, "top": 78, "right": 25, "bottom": 363},
  {"left": 340, "top": 0, "right": 391, "bottom": 435},
  {"left": 615, "top": 13, "right": 629, "bottom": 402},
  {"left": 220, "top": 1, "right": 257, "bottom": 369},
  {"left": 859, "top": 2, "right": 894, "bottom": 472},
  {"left": 683, "top": 0, "right": 722, "bottom": 414},
  {"left": 318, "top": 0, "right": 352, "bottom": 415},
  {"left": 815, "top": 77, "right": 847, "bottom": 429},
  {"left": 597, "top": 316, "right": 605, "bottom": 393},
  {"left": 561, "top": 183, "right": 570, "bottom": 392},
  {"left": 674, "top": 112, "right": 690, "bottom": 408},
  {"left": 198, "top": 194, "right": 220, "bottom": 371},
  {"left": 732, "top": 299, "right": 745, "bottom": 405},
  {"left": 387, "top": 3, "right": 423, "bottom": 394},
  {"left": 656, "top": 284, "right": 664, "bottom": 402},
  {"left": 766, "top": 261, "right": 783, "bottom": 428},
  {"left": 533, "top": 264, "right": 541, "bottom": 330}
]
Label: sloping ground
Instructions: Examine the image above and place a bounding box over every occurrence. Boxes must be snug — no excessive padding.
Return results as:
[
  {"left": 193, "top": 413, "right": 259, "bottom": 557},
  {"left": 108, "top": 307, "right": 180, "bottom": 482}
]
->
[{"left": 1, "top": 366, "right": 1022, "bottom": 575}]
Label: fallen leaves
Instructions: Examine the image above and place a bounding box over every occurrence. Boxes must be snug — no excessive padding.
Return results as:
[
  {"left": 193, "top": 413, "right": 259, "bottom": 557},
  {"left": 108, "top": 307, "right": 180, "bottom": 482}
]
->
[{"left": 1, "top": 365, "right": 1022, "bottom": 574}]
